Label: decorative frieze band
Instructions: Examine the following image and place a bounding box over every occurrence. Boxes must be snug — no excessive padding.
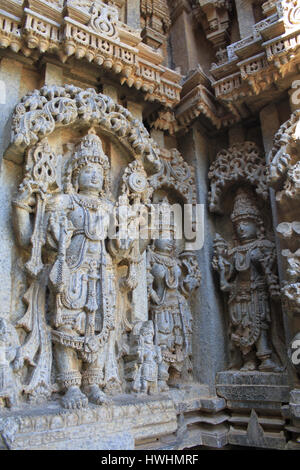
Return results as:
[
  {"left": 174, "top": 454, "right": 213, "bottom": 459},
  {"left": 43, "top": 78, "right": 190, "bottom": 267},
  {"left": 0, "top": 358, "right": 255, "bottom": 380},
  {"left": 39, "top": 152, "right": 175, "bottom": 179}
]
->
[{"left": 0, "top": 0, "right": 182, "bottom": 108}]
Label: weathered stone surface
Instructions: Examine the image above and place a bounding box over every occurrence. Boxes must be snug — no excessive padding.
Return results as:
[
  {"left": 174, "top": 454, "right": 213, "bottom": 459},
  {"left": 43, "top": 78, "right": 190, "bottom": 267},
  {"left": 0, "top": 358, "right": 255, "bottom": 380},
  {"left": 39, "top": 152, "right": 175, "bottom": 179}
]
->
[
  {"left": 0, "top": 0, "right": 298, "bottom": 451},
  {"left": 216, "top": 371, "right": 289, "bottom": 402}
]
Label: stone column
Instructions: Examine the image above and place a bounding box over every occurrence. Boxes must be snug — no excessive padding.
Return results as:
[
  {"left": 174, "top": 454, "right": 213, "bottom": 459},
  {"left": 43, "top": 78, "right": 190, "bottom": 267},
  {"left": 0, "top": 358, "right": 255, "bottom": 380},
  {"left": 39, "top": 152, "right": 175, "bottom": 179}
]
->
[
  {"left": 126, "top": 0, "right": 141, "bottom": 29},
  {"left": 259, "top": 104, "right": 283, "bottom": 279},
  {"left": 127, "top": 99, "right": 148, "bottom": 323},
  {"left": 235, "top": 0, "right": 256, "bottom": 38},
  {"left": 179, "top": 125, "right": 228, "bottom": 392},
  {"left": 0, "top": 58, "right": 23, "bottom": 319}
]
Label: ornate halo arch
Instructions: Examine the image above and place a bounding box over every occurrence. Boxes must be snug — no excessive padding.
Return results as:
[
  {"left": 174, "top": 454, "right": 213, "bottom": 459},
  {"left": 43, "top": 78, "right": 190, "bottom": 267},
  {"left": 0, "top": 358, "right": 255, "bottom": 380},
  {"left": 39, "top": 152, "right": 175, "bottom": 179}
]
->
[{"left": 4, "top": 84, "right": 161, "bottom": 175}]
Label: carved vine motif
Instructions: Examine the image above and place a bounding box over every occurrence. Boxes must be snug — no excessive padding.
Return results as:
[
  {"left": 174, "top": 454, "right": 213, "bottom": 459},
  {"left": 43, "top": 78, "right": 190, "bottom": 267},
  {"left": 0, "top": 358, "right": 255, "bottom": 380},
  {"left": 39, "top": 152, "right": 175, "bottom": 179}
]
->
[
  {"left": 208, "top": 142, "right": 268, "bottom": 214},
  {"left": 147, "top": 238, "right": 201, "bottom": 390},
  {"left": 9, "top": 85, "right": 161, "bottom": 173}
]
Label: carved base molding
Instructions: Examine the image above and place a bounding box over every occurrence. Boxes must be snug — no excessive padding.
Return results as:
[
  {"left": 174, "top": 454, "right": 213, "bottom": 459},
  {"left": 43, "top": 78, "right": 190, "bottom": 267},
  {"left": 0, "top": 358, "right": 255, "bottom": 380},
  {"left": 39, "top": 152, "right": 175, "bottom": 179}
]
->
[
  {"left": 285, "top": 389, "right": 300, "bottom": 449},
  {"left": 216, "top": 371, "right": 289, "bottom": 450},
  {"left": 0, "top": 384, "right": 227, "bottom": 450}
]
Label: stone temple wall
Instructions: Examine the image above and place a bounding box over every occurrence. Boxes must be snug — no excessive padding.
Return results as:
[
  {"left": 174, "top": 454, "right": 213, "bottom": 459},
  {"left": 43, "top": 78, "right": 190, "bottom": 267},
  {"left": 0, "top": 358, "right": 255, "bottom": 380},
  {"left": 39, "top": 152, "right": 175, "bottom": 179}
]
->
[{"left": 0, "top": 0, "right": 298, "bottom": 450}]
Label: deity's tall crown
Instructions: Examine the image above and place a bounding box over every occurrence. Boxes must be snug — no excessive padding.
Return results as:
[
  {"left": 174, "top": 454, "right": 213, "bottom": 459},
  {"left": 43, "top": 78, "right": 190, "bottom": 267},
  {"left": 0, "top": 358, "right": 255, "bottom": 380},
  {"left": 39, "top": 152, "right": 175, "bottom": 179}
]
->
[
  {"left": 231, "top": 188, "right": 261, "bottom": 224},
  {"left": 64, "top": 128, "right": 111, "bottom": 194},
  {"left": 157, "top": 197, "right": 176, "bottom": 237},
  {"left": 74, "top": 128, "right": 110, "bottom": 171}
]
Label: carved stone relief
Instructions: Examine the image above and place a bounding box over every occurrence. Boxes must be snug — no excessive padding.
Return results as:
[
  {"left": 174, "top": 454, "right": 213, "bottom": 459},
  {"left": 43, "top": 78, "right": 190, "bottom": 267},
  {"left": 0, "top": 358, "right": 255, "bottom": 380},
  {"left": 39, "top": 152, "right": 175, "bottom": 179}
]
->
[
  {"left": 209, "top": 142, "right": 284, "bottom": 373},
  {"left": 147, "top": 200, "right": 201, "bottom": 390},
  {"left": 268, "top": 111, "right": 300, "bottom": 316},
  {"left": 212, "top": 189, "right": 282, "bottom": 372},
  {"left": 208, "top": 141, "right": 269, "bottom": 214},
  {"left": 1, "top": 87, "right": 201, "bottom": 410}
]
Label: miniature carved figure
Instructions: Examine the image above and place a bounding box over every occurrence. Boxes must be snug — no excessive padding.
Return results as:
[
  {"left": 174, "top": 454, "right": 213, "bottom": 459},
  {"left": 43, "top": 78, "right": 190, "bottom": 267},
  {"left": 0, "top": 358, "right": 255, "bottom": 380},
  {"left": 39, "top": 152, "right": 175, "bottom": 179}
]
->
[
  {"left": 213, "top": 189, "right": 282, "bottom": 372},
  {"left": 129, "top": 321, "right": 161, "bottom": 395}
]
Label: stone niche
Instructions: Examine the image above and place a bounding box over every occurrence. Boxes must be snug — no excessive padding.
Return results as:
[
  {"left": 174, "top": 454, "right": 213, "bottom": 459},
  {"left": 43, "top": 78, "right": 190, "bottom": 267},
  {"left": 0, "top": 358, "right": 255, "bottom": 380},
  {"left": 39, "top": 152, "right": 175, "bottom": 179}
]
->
[
  {"left": 209, "top": 140, "right": 289, "bottom": 449},
  {"left": 0, "top": 84, "right": 227, "bottom": 451}
]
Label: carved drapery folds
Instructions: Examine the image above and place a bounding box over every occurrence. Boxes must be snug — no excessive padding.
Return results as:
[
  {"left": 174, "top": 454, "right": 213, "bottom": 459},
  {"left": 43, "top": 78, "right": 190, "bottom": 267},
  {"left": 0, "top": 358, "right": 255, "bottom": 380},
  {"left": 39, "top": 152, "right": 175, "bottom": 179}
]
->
[
  {"left": 209, "top": 141, "right": 283, "bottom": 372},
  {"left": 2, "top": 86, "right": 201, "bottom": 408}
]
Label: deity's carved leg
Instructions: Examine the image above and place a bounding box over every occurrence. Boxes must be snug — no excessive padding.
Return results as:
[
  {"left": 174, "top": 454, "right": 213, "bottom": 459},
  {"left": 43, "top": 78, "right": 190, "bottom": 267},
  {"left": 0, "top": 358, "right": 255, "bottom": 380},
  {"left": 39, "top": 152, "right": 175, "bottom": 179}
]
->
[
  {"left": 82, "top": 355, "right": 111, "bottom": 405},
  {"left": 256, "top": 329, "right": 281, "bottom": 372},
  {"left": 55, "top": 342, "right": 88, "bottom": 409}
]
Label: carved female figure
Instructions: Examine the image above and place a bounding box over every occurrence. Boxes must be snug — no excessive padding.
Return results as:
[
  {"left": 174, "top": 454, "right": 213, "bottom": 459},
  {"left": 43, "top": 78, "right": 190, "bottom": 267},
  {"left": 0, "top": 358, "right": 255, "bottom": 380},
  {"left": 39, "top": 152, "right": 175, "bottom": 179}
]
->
[
  {"left": 213, "top": 189, "right": 281, "bottom": 372},
  {"left": 147, "top": 203, "right": 200, "bottom": 390}
]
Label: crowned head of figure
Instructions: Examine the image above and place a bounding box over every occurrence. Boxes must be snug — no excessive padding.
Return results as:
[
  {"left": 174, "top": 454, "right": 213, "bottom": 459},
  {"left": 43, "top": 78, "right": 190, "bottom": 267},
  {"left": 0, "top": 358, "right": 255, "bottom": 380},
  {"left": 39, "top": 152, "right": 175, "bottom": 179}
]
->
[
  {"left": 231, "top": 188, "right": 264, "bottom": 243},
  {"left": 64, "top": 129, "right": 110, "bottom": 196},
  {"left": 153, "top": 197, "right": 177, "bottom": 254}
]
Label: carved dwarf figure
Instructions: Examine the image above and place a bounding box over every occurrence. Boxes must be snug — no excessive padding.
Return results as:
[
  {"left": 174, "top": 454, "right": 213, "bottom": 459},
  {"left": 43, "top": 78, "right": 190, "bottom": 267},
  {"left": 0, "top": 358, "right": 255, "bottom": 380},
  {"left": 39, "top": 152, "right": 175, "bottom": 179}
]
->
[
  {"left": 147, "top": 201, "right": 201, "bottom": 390},
  {"left": 213, "top": 189, "right": 281, "bottom": 372},
  {"left": 13, "top": 130, "right": 134, "bottom": 408},
  {"left": 133, "top": 321, "right": 161, "bottom": 395}
]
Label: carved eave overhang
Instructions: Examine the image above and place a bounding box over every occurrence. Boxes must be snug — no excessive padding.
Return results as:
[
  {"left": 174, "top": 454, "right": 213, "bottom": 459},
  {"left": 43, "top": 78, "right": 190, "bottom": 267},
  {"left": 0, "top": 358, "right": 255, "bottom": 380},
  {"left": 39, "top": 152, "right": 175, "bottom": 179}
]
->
[
  {"left": 0, "top": 0, "right": 182, "bottom": 108},
  {"left": 175, "top": 66, "right": 238, "bottom": 130},
  {"left": 211, "top": 0, "right": 300, "bottom": 112}
]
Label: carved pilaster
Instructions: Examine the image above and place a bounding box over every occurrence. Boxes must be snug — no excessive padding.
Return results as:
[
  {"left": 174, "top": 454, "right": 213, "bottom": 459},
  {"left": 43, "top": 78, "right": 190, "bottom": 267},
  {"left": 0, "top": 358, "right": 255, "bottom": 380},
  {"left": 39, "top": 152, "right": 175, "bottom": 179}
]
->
[{"left": 140, "top": 0, "right": 171, "bottom": 49}]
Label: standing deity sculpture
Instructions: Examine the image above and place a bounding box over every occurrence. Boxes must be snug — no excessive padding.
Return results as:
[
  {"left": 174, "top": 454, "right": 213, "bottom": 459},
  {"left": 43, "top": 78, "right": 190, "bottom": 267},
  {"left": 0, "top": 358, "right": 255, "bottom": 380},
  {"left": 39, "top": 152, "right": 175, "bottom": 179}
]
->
[
  {"left": 12, "top": 130, "right": 137, "bottom": 408},
  {"left": 212, "top": 189, "right": 282, "bottom": 372},
  {"left": 147, "top": 200, "right": 201, "bottom": 391}
]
